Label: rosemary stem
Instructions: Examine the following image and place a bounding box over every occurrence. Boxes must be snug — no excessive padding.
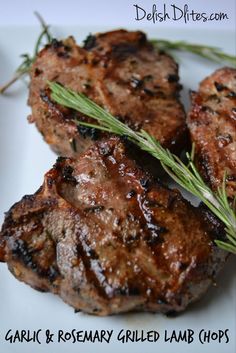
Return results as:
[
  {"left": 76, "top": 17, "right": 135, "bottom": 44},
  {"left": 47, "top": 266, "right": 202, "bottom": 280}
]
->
[
  {"left": 0, "top": 69, "right": 28, "bottom": 94},
  {"left": 0, "top": 13, "right": 51, "bottom": 95},
  {"left": 34, "top": 11, "right": 51, "bottom": 41},
  {"left": 49, "top": 81, "right": 236, "bottom": 254}
]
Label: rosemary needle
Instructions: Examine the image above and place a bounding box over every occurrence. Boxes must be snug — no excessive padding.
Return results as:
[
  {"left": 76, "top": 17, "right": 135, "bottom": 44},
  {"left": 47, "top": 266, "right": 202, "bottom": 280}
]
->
[
  {"left": 1, "top": 20, "right": 236, "bottom": 93},
  {"left": 151, "top": 39, "right": 236, "bottom": 67},
  {"left": 48, "top": 81, "right": 236, "bottom": 254},
  {"left": 0, "top": 12, "right": 52, "bottom": 94}
]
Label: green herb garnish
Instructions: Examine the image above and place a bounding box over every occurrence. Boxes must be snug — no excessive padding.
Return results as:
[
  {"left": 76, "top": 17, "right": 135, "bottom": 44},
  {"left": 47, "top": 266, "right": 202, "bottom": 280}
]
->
[
  {"left": 48, "top": 81, "right": 236, "bottom": 254},
  {"left": 151, "top": 39, "right": 236, "bottom": 67},
  {"left": 0, "top": 12, "right": 52, "bottom": 94},
  {"left": 1, "top": 19, "right": 236, "bottom": 94}
]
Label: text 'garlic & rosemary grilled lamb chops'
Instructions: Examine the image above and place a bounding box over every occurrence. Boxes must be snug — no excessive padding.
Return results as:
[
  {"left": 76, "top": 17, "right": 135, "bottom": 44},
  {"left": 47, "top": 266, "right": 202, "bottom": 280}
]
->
[
  {"left": 0, "top": 138, "right": 227, "bottom": 316},
  {"left": 28, "top": 29, "right": 187, "bottom": 158}
]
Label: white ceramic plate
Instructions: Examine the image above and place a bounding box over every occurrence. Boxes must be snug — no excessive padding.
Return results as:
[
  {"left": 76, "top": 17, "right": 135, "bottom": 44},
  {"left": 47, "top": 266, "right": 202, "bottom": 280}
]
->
[{"left": 0, "top": 25, "right": 235, "bottom": 353}]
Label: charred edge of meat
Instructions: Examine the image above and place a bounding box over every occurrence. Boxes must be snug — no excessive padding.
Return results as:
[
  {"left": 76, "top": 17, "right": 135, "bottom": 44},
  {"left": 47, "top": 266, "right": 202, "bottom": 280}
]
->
[
  {"left": 61, "top": 166, "right": 77, "bottom": 184},
  {"left": 50, "top": 38, "right": 64, "bottom": 49},
  {"left": 214, "top": 82, "right": 226, "bottom": 92},
  {"left": 53, "top": 159, "right": 77, "bottom": 184},
  {"left": 136, "top": 31, "right": 147, "bottom": 45},
  {"left": 167, "top": 74, "right": 179, "bottom": 83},
  {"left": 165, "top": 310, "right": 179, "bottom": 317},
  {"left": 40, "top": 88, "right": 75, "bottom": 122},
  {"left": 55, "top": 156, "right": 68, "bottom": 164},
  {"left": 111, "top": 43, "right": 139, "bottom": 59},
  {"left": 157, "top": 298, "right": 168, "bottom": 305},
  {"left": 34, "top": 68, "right": 43, "bottom": 77},
  {"left": 198, "top": 203, "right": 226, "bottom": 241},
  {"left": 196, "top": 154, "right": 212, "bottom": 186},
  {"left": 83, "top": 34, "right": 97, "bottom": 50},
  {"left": 0, "top": 238, "right": 5, "bottom": 262},
  {"left": 11, "top": 239, "right": 59, "bottom": 282},
  {"left": 115, "top": 286, "right": 141, "bottom": 296},
  {"left": 39, "top": 85, "right": 78, "bottom": 115},
  {"left": 1, "top": 196, "right": 56, "bottom": 231},
  {"left": 47, "top": 38, "right": 72, "bottom": 58},
  {"left": 57, "top": 51, "right": 70, "bottom": 59}
]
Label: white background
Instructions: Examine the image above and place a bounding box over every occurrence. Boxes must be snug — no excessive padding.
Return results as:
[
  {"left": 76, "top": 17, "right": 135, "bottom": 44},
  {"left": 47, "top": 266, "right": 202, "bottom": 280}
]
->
[{"left": 0, "top": 0, "right": 235, "bottom": 30}]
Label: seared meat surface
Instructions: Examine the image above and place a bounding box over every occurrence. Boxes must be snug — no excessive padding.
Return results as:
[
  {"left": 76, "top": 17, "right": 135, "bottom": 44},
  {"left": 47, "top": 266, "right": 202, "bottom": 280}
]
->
[
  {"left": 188, "top": 67, "right": 236, "bottom": 198},
  {"left": 28, "top": 30, "right": 186, "bottom": 157},
  {"left": 0, "top": 138, "right": 226, "bottom": 315}
]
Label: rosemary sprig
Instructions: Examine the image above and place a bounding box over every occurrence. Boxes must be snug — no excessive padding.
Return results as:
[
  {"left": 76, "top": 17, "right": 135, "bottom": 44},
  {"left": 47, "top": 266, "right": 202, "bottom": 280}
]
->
[
  {"left": 151, "top": 39, "right": 236, "bottom": 67},
  {"left": 0, "top": 12, "right": 52, "bottom": 94},
  {"left": 1, "top": 20, "right": 235, "bottom": 93},
  {"left": 48, "top": 81, "right": 236, "bottom": 254}
]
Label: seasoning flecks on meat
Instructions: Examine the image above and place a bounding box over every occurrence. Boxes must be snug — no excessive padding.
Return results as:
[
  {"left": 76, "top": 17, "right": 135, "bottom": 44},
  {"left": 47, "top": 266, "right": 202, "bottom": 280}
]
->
[
  {"left": 28, "top": 30, "right": 187, "bottom": 158},
  {"left": 188, "top": 67, "right": 236, "bottom": 198},
  {"left": 0, "top": 138, "right": 227, "bottom": 315}
]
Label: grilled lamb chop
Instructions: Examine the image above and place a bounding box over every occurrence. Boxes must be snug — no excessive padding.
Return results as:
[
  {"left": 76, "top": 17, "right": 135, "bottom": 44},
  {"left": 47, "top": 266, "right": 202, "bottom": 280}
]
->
[
  {"left": 28, "top": 30, "right": 187, "bottom": 158},
  {"left": 0, "top": 138, "right": 226, "bottom": 316},
  {"left": 188, "top": 67, "right": 236, "bottom": 198}
]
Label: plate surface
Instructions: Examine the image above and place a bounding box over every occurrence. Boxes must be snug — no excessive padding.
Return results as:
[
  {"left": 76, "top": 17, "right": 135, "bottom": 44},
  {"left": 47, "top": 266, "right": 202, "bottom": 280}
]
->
[{"left": 0, "top": 25, "right": 235, "bottom": 353}]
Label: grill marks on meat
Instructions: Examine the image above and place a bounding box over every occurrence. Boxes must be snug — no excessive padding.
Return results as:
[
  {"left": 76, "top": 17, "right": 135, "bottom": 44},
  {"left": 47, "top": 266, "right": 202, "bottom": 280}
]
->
[
  {"left": 0, "top": 195, "right": 59, "bottom": 292},
  {"left": 28, "top": 30, "right": 186, "bottom": 158},
  {"left": 0, "top": 138, "right": 226, "bottom": 315},
  {"left": 188, "top": 67, "right": 236, "bottom": 198}
]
